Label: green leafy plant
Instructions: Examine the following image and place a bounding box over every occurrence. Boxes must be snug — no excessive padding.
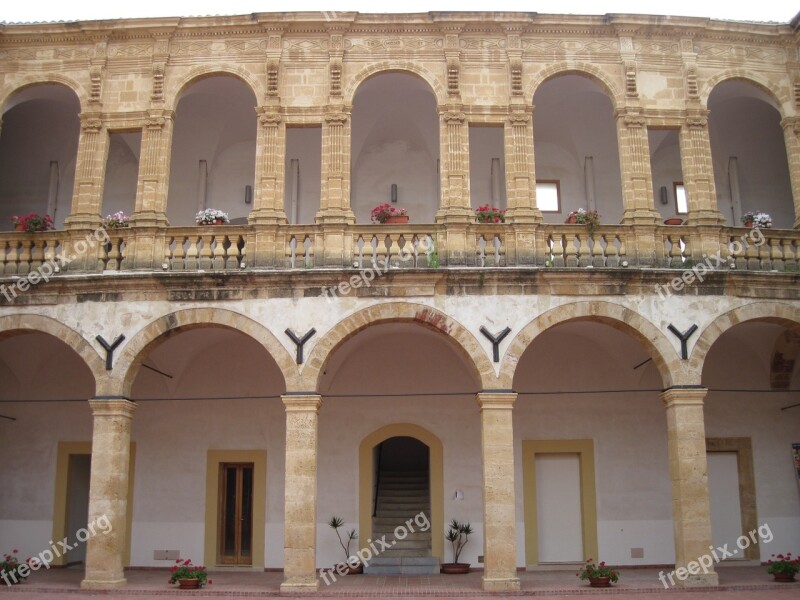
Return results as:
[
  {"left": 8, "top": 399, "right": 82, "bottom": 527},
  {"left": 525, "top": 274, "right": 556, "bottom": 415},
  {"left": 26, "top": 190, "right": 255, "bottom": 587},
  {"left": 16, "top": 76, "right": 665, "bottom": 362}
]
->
[
  {"left": 475, "top": 204, "right": 506, "bottom": 223},
  {"left": 567, "top": 208, "right": 601, "bottom": 235},
  {"left": 577, "top": 558, "right": 619, "bottom": 583},
  {"left": 445, "top": 519, "right": 472, "bottom": 564},
  {"left": 767, "top": 553, "right": 800, "bottom": 576},
  {"left": 328, "top": 516, "right": 357, "bottom": 564},
  {"left": 169, "top": 558, "right": 210, "bottom": 586},
  {"left": 1, "top": 549, "right": 32, "bottom": 583}
]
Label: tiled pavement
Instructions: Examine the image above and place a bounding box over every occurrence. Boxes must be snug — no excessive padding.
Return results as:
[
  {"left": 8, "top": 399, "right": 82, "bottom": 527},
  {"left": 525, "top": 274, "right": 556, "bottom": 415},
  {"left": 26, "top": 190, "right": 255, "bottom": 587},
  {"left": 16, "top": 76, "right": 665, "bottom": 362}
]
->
[{"left": 0, "top": 566, "right": 798, "bottom": 599}]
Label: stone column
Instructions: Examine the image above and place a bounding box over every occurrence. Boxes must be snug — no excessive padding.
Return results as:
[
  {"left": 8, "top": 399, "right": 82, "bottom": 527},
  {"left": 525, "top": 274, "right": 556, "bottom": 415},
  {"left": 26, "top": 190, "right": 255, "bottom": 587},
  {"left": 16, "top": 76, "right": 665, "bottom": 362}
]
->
[
  {"left": 436, "top": 109, "right": 472, "bottom": 224},
  {"left": 281, "top": 394, "right": 322, "bottom": 593},
  {"left": 504, "top": 108, "right": 541, "bottom": 224},
  {"left": 661, "top": 387, "right": 718, "bottom": 587},
  {"left": 616, "top": 108, "right": 661, "bottom": 225},
  {"left": 317, "top": 111, "right": 354, "bottom": 224},
  {"left": 81, "top": 398, "right": 136, "bottom": 589},
  {"left": 679, "top": 111, "right": 726, "bottom": 226},
  {"left": 250, "top": 107, "right": 287, "bottom": 224},
  {"left": 65, "top": 113, "right": 109, "bottom": 230},
  {"left": 477, "top": 392, "right": 520, "bottom": 592},
  {"left": 780, "top": 116, "right": 800, "bottom": 229},
  {"left": 131, "top": 110, "right": 174, "bottom": 227}
]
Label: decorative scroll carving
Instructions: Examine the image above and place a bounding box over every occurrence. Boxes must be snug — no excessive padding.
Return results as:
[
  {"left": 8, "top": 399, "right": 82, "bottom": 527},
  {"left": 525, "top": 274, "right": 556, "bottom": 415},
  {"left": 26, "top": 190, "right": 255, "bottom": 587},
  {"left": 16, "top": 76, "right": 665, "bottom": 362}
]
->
[
  {"left": 442, "top": 111, "right": 466, "bottom": 123},
  {"left": 80, "top": 116, "right": 103, "bottom": 132},
  {"left": 625, "top": 62, "right": 638, "bottom": 98},
  {"left": 267, "top": 59, "right": 280, "bottom": 96},
  {"left": 510, "top": 58, "right": 523, "bottom": 96},
  {"left": 686, "top": 115, "right": 708, "bottom": 129},
  {"left": 330, "top": 59, "right": 342, "bottom": 97},
  {"left": 685, "top": 65, "right": 699, "bottom": 100},
  {"left": 151, "top": 63, "right": 165, "bottom": 102},
  {"left": 508, "top": 111, "right": 530, "bottom": 124},
  {"left": 145, "top": 116, "right": 166, "bottom": 130},
  {"left": 447, "top": 59, "right": 459, "bottom": 96},
  {"left": 89, "top": 66, "right": 103, "bottom": 103},
  {"left": 258, "top": 111, "right": 282, "bottom": 126},
  {"left": 325, "top": 112, "right": 349, "bottom": 124},
  {"left": 794, "top": 81, "right": 800, "bottom": 109}
]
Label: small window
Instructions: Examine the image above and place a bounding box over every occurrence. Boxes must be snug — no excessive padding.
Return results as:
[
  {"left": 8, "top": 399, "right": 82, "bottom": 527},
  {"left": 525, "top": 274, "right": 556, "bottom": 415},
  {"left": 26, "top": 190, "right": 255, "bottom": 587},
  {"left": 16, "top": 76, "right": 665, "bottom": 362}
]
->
[
  {"left": 674, "top": 182, "right": 688, "bottom": 215},
  {"left": 536, "top": 180, "right": 561, "bottom": 213}
]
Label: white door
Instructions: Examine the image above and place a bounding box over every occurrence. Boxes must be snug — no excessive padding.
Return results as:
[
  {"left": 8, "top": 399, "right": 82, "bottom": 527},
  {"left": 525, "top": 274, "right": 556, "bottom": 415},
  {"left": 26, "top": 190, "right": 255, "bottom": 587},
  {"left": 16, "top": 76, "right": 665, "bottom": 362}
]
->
[
  {"left": 536, "top": 453, "right": 584, "bottom": 563},
  {"left": 707, "top": 452, "right": 743, "bottom": 560}
]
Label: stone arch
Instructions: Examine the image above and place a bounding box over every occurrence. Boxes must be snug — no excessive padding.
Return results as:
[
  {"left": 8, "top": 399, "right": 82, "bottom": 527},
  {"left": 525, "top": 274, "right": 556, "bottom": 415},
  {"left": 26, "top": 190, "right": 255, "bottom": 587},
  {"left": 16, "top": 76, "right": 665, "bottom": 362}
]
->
[
  {"left": 499, "top": 301, "right": 679, "bottom": 388},
  {"left": 344, "top": 62, "right": 446, "bottom": 105},
  {"left": 0, "top": 76, "right": 87, "bottom": 114},
  {"left": 701, "top": 70, "right": 788, "bottom": 113},
  {"left": 165, "top": 65, "right": 262, "bottom": 111},
  {"left": 116, "top": 308, "right": 298, "bottom": 395},
  {"left": 358, "top": 423, "right": 444, "bottom": 560},
  {"left": 0, "top": 314, "right": 103, "bottom": 389},
  {"left": 301, "top": 302, "right": 494, "bottom": 390},
  {"left": 688, "top": 301, "right": 800, "bottom": 374},
  {"left": 528, "top": 62, "right": 623, "bottom": 107}
]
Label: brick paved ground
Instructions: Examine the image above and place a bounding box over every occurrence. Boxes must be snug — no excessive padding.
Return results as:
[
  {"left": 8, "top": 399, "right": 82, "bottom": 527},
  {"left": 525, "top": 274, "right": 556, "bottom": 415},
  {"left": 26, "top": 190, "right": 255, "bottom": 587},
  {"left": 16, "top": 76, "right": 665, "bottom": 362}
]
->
[{"left": 0, "top": 566, "right": 797, "bottom": 599}]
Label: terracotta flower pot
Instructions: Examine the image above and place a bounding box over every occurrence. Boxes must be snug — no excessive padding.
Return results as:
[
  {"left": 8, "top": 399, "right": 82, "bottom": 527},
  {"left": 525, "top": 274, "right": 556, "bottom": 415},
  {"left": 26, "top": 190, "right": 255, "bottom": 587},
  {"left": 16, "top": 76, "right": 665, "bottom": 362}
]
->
[
  {"left": 744, "top": 220, "right": 754, "bottom": 228},
  {"left": 177, "top": 578, "right": 201, "bottom": 589},
  {"left": 565, "top": 215, "right": 577, "bottom": 224},
  {"left": 772, "top": 572, "right": 796, "bottom": 582},
  {"left": 588, "top": 576, "right": 612, "bottom": 587},
  {"left": 384, "top": 215, "right": 409, "bottom": 224},
  {"left": 15, "top": 224, "right": 26, "bottom": 232},
  {"left": 663, "top": 217, "right": 683, "bottom": 225},
  {"left": 440, "top": 563, "right": 470, "bottom": 574}
]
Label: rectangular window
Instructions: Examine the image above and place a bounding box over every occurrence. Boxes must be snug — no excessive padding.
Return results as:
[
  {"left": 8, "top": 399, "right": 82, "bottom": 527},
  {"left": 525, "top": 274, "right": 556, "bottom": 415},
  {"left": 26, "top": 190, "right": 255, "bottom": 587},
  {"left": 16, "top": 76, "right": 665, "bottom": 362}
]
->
[
  {"left": 674, "top": 182, "right": 688, "bottom": 214},
  {"left": 536, "top": 180, "right": 561, "bottom": 213}
]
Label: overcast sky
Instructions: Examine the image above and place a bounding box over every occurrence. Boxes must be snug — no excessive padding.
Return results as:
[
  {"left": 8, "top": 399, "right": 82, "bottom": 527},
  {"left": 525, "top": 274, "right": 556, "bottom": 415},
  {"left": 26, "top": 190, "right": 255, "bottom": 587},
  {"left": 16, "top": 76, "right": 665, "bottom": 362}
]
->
[{"left": 1, "top": 1, "right": 797, "bottom": 25}]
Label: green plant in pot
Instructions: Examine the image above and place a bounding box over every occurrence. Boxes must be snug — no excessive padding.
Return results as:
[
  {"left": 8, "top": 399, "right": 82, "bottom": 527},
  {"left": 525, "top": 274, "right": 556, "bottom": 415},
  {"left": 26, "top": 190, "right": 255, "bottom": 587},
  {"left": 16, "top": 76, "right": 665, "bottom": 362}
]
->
[
  {"left": 328, "top": 516, "right": 362, "bottom": 574},
  {"left": 168, "top": 558, "right": 211, "bottom": 589},
  {"left": 440, "top": 519, "right": 472, "bottom": 574},
  {"left": 577, "top": 558, "right": 619, "bottom": 587}
]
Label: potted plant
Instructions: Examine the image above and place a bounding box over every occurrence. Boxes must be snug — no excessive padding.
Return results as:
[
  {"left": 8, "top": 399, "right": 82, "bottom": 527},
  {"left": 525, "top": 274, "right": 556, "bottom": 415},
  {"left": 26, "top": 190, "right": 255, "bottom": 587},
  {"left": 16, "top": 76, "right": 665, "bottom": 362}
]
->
[
  {"left": 741, "top": 211, "right": 772, "bottom": 229},
  {"left": 663, "top": 216, "right": 684, "bottom": 226},
  {"left": 767, "top": 552, "right": 800, "bottom": 582},
  {"left": 328, "top": 516, "right": 362, "bottom": 574},
  {"left": 10, "top": 213, "right": 54, "bottom": 233},
  {"left": 0, "top": 549, "right": 32, "bottom": 585},
  {"left": 102, "top": 211, "right": 131, "bottom": 229},
  {"left": 195, "top": 208, "right": 230, "bottom": 225},
  {"left": 577, "top": 558, "right": 619, "bottom": 588},
  {"left": 370, "top": 203, "right": 408, "bottom": 224},
  {"left": 168, "top": 558, "right": 211, "bottom": 589},
  {"left": 440, "top": 519, "right": 472, "bottom": 574},
  {"left": 566, "top": 208, "right": 601, "bottom": 234},
  {"left": 475, "top": 204, "right": 506, "bottom": 223}
]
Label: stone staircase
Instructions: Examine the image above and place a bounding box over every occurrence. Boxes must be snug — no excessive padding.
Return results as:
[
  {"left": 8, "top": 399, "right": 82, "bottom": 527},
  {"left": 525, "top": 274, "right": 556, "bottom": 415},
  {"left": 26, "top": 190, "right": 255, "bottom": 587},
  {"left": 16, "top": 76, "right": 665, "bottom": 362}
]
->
[{"left": 364, "top": 470, "right": 439, "bottom": 575}]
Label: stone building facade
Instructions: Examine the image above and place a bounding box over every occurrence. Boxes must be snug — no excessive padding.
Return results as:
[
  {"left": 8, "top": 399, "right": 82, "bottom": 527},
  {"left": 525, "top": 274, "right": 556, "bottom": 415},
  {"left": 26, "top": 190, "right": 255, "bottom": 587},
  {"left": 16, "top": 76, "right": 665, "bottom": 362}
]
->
[{"left": 0, "top": 10, "right": 799, "bottom": 594}]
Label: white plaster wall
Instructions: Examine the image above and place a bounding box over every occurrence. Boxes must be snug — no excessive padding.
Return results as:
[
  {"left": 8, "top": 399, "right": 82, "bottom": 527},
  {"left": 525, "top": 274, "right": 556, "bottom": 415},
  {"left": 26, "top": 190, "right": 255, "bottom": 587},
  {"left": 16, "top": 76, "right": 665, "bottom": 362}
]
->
[
  {"left": 351, "top": 74, "right": 440, "bottom": 224},
  {"left": 0, "top": 85, "right": 80, "bottom": 230},
  {"left": 534, "top": 75, "right": 624, "bottom": 224},
  {"left": 648, "top": 129, "right": 685, "bottom": 220},
  {"left": 167, "top": 77, "right": 257, "bottom": 226},
  {"left": 101, "top": 131, "right": 141, "bottom": 220},
  {"left": 284, "top": 126, "right": 322, "bottom": 224},
  {"left": 469, "top": 125, "right": 507, "bottom": 209}
]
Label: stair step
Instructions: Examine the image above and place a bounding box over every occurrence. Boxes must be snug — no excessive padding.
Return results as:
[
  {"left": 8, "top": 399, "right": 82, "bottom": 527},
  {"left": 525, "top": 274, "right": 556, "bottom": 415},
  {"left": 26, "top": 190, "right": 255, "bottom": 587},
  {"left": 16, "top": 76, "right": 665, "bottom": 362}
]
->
[{"left": 364, "top": 556, "right": 439, "bottom": 575}]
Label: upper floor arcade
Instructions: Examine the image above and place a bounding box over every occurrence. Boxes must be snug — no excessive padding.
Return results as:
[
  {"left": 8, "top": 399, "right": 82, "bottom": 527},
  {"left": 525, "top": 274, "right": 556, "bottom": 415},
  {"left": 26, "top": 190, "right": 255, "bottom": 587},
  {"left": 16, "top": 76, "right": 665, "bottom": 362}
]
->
[{"left": 1, "top": 11, "right": 800, "bottom": 274}]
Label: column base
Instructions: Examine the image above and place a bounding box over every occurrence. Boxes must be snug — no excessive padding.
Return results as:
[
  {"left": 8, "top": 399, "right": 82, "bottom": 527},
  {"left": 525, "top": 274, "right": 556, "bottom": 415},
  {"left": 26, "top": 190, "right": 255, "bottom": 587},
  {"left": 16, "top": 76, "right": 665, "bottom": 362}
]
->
[
  {"left": 620, "top": 208, "right": 663, "bottom": 225},
  {"left": 675, "top": 571, "right": 719, "bottom": 587},
  {"left": 129, "top": 211, "right": 169, "bottom": 228},
  {"left": 482, "top": 576, "right": 521, "bottom": 592},
  {"left": 435, "top": 208, "right": 473, "bottom": 224},
  {"left": 64, "top": 214, "right": 103, "bottom": 230},
  {"left": 80, "top": 577, "right": 127, "bottom": 589},
  {"left": 280, "top": 579, "right": 320, "bottom": 593},
  {"left": 315, "top": 208, "right": 356, "bottom": 225},
  {"left": 505, "top": 206, "right": 543, "bottom": 224}
]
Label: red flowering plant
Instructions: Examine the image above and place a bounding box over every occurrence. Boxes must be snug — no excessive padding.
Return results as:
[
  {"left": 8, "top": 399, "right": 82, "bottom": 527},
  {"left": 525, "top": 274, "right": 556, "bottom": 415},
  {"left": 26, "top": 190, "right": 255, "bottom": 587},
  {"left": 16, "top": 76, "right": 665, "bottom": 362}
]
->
[
  {"left": 10, "top": 214, "right": 54, "bottom": 233},
  {"left": 0, "top": 548, "right": 33, "bottom": 584},
  {"left": 475, "top": 204, "right": 506, "bottom": 223},
  {"left": 370, "top": 203, "right": 408, "bottom": 224},
  {"left": 168, "top": 558, "right": 211, "bottom": 587},
  {"left": 767, "top": 552, "right": 800, "bottom": 576},
  {"left": 577, "top": 558, "right": 619, "bottom": 583}
]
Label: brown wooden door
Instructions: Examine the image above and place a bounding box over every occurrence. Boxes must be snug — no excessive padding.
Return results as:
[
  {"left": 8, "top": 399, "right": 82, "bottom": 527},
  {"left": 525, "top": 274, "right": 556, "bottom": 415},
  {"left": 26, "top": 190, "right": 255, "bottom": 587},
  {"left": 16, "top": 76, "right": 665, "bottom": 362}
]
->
[{"left": 218, "top": 463, "right": 254, "bottom": 565}]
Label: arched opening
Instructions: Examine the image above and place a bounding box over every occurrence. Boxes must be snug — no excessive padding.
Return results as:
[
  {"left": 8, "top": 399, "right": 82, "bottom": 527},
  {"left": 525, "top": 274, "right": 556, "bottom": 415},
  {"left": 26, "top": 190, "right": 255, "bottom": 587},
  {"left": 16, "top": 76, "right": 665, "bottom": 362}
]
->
[
  {"left": 702, "top": 319, "right": 800, "bottom": 561},
  {"left": 0, "top": 330, "right": 98, "bottom": 566},
  {"left": 0, "top": 84, "right": 80, "bottom": 230},
  {"left": 533, "top": 74, "right": 623, "bottom": 223},
  {"left": 708, "top": 80, "right": 793, "bottom": 228},
  {"left": 167, "top": 75, "right": 257, "bottom": 225},
  {"left": 351, "top": 72, "right": 440, "bottom": 223},
  {"left": 127, "top": 326, "right": 286, "bottom": 569},
  {"left": 514, "top": 320, "right": 668, "bottom": 567}
]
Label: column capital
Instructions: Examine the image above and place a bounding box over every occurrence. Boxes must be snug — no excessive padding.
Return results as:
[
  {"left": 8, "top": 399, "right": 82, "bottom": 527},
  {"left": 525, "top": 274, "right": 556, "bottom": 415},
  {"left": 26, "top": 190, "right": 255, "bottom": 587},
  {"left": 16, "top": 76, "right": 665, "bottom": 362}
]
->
[
  {"left": 282, "top": 393, "right": 322, "bottom": 412},
  {"left": 477, "top": 391, "right": 517, "bottom": 410},
  {"left": 780, "top": 115, "right": 800, "bottom": 135},
  {"left": 660, "top": 386, "right": 707, "bottom": 409},
  {"left": 88, "top": 398, "right": 137, "bottom": 418},
  {"left": 257, "top": 106, "right": 283, "bottom": 126},
  {"left": 80, "top": 112, "right": 104, "bottom": 132},
  {"left": 614, "top": 107, "right": 647, "bottom": 128}
]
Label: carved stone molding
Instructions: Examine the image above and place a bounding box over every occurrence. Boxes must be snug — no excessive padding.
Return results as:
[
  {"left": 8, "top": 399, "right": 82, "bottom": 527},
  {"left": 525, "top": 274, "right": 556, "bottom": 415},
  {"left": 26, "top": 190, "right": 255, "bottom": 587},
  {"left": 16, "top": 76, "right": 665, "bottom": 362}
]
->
[
  {"left": 508, "top": 111, "right": 530, "bottom": 125},
  {"left": 780, "top": 116, "right": 800, "bottom": 136},
  {"left": 258, "top": 109, "right": 283, "bottom": 126},
  {"left": 325, "top": 112, "right": 349, "bottom": 125},
  {"left": 80, "top": 115, "right": 103, "bottom": 132},
  {"left": 442, "top": 111, "right": 466, "bottom": 123}
]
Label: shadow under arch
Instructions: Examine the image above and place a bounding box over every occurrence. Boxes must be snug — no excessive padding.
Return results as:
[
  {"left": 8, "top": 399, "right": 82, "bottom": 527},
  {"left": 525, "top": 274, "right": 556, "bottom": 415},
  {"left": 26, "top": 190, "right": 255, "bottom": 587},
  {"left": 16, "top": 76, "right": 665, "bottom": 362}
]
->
[
  {"left": 701, "top": 71, "right": 787, "bottom": 112},
  {"left": 499, "top": 301, "right": 678, "bottom": 388},
  {"left": 358, "top": 423, "right": 444, "bottom": 561},
  {"left": 300, "top": 302, "right": 494, "bottom": 391},
  {"left": 116, "top": 308, "right": 298, "bottom": 396},
  {"left": 0, "top": 314, "right": 103, "bottom": 390},
  {"left": 344, "top": 62, "right": 446, "bottom": 106},
  {"left": 529, "top": 63, "right": 623, "bottom": 107},
  {"left": 689, "top": 301, "right": 800, "bottom": 375},
  {"left": 165, "top": 66, "right": 261, "bottom": 111},
  {"left": 1, "top": 77, "right": 86, "bottom": 114}
]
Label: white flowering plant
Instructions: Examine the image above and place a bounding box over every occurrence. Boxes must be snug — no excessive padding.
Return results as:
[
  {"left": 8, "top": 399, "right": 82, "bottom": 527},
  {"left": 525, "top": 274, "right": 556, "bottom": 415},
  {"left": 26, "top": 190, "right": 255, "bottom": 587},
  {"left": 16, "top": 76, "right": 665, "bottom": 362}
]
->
[
  {"left": 102, "top": 211, "right": 130, "bottom": 229},
  {"left": 195, "top": 209, "right": 230, "bottom": 225},
  {"left": 741, "top": 211, "right": 772, "bottom": 228}
]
